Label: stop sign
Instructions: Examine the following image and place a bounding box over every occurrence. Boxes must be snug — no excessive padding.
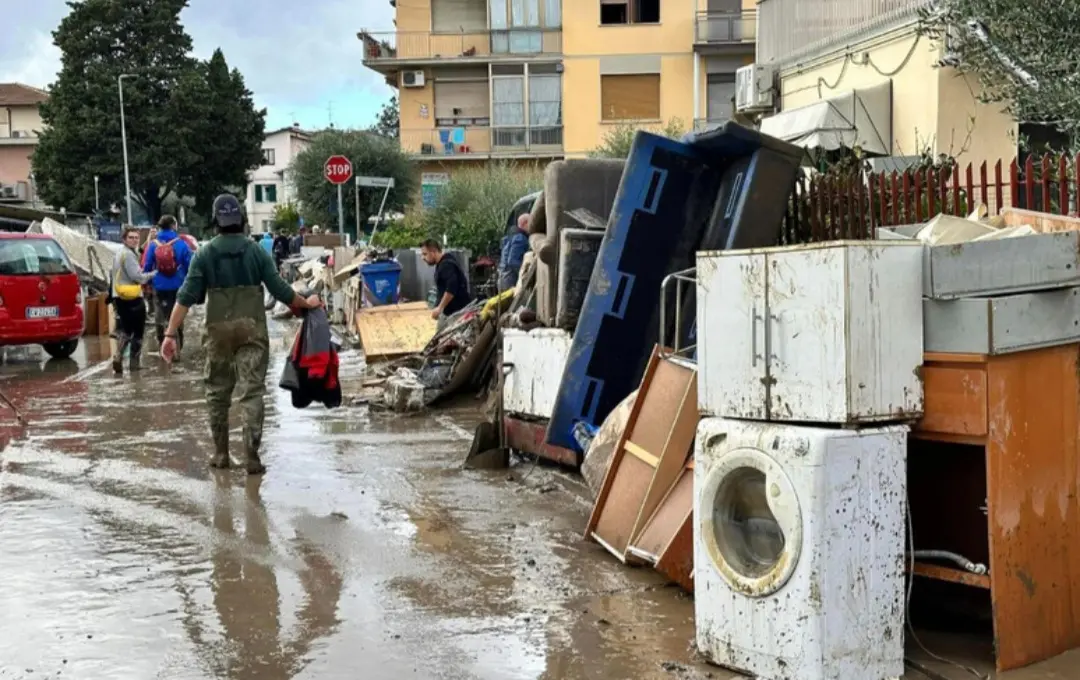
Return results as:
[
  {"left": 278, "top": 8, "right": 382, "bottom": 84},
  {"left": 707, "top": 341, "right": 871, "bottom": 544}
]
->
[{"left": 324, "top": 155, "right": 353, "bottom": 185}]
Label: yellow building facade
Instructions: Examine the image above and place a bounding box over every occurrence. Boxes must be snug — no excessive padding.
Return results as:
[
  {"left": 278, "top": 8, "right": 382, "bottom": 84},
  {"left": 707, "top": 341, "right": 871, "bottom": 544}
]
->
[
  {"left": 755, "top": 0, "right": 1017, "bottom": 171},
  {"left": 359, "top": 0, "right": 757, "bottom": 190}
]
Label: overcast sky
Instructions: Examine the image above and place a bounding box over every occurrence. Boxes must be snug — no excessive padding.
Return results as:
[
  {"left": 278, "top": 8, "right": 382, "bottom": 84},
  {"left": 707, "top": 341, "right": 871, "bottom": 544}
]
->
[{"left": 0, "top": 0, "right": 396, "bottom": 131}]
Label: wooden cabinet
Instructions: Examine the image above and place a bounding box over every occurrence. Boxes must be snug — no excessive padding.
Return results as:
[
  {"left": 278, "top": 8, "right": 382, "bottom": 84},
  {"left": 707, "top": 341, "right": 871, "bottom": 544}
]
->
[
  {"left": 913, "top": 347, "right": 1080, "bottom": 671},
  {"left": 697, "top": 241, "right": 924, "bottom": 423}
]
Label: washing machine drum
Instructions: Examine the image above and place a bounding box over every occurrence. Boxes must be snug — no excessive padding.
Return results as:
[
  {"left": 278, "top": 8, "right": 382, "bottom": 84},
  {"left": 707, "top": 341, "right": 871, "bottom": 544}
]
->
[{"left": 700, "top": 446, "right": 803, "bottom": 597}]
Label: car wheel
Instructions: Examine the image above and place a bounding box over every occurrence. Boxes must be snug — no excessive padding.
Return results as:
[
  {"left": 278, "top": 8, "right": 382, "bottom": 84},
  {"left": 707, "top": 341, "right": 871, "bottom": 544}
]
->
[{"left": 43, "top": 340, "right": 79, "bottom": 360}]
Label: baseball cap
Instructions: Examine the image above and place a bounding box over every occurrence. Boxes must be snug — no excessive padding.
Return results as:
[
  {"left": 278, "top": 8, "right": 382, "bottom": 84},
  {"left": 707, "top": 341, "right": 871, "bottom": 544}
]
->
[{"left": 212, "top": 194, "right": 243, "bottom": 227}]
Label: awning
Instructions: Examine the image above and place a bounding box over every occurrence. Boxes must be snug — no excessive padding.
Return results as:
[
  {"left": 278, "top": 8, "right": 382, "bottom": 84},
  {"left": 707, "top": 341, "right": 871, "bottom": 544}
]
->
[{"left": 761, "top": 82, "right": 892, "bottom": 156}]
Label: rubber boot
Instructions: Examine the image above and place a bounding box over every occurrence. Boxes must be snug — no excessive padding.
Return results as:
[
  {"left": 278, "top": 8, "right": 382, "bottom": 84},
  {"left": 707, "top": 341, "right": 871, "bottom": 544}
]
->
[
  {"left": 245, "top": 452, "right": 266, "bottom": 476},
  {"left": 209, "top": 422, "right": 231, "bottom": 469},
  {"left": 244, "top": 426, "right": 265, "bottom": 475}
]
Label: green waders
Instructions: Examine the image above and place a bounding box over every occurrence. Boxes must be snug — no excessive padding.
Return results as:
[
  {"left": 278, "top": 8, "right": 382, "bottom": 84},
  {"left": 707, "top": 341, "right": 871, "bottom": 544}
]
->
[{"left": 203, "top": 283, "right": 270, "bottom": 474}]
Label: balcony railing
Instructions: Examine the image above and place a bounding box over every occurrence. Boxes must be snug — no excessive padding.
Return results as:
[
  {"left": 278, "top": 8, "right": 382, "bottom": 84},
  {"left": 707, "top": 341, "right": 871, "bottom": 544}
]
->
[
  {"left": 402, "top": 126, "right": 564, "bottom": 158},
  {"left": 757, "top": 0, "right": 931, "bottom": 64},
  {"left": 360, "top": 29, "right": 562, "bottom": 64},
  {"left": 695, "top": 11, "right": 757, "bottom": 46}
]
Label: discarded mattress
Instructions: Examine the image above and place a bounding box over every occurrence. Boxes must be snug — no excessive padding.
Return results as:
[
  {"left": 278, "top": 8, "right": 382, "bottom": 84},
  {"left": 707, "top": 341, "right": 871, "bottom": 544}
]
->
[{"left": 546, "top": 124, "right": 803, "bottom": 451}]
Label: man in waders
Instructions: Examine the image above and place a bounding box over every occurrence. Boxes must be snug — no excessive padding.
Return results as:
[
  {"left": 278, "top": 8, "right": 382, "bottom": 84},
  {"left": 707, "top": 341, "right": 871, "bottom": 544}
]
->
[{"left": 160, "top": 194, "right": 321, "bottom": 474}]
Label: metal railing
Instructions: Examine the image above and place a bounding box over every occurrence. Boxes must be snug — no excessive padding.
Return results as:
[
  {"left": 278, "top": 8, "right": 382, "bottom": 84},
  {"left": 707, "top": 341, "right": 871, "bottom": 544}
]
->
[
  {"left": 694, "top": 11, "right": 757, "bottom": 46},
  {"left": 360, "top": 28, "right": 563, "bottom": 63},
  {"left": 757, "top": 0, "right": 931, "bottom": 64},
  {"left": 402, "top": 125, "right": 564, "bottom": 157}
]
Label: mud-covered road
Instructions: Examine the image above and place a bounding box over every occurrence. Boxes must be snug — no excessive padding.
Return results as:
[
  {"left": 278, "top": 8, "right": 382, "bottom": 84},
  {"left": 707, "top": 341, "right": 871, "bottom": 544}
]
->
[
  {"left": 0, "top": 322, "right": 720, "bottom": 680},
  {"left": 1, "top": 322, "right": 1076, "bottom": 680}
]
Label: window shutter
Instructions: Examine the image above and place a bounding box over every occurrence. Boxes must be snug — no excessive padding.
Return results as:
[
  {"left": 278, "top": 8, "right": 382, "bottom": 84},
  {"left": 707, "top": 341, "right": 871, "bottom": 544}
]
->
[
  {"left": 434, "top": 81, "right": 491, "bottom": 120},
  {"left": 600, "top": 74, "right": 661, "bottom": 121}
]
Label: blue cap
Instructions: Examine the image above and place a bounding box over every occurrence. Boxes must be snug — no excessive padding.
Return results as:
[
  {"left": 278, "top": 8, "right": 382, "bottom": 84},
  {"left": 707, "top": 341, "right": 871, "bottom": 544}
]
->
[{"left": 212, "top": 194, "right": 243, "bottom": 227}]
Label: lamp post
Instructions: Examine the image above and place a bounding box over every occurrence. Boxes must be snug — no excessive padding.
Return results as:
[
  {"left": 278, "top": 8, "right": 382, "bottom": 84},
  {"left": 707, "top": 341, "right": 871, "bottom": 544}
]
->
[
  {"left": 94, "top": 175, "right": 100, "bottom": 212},
  {"left": 118, "top": 74, "right": 135, "bottom": 225}
]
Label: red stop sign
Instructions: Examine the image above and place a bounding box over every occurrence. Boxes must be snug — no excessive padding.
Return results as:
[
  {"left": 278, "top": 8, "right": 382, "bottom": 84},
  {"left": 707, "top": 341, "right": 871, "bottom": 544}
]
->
[{"left": 324, "top": 155, "right": 353, "bottom": 185}]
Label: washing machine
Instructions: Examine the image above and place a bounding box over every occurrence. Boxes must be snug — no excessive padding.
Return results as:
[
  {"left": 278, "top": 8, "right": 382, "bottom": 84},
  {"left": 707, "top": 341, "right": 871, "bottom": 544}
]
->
[{"left": 694, "top": 418, "right": 908, "bottom": 680}]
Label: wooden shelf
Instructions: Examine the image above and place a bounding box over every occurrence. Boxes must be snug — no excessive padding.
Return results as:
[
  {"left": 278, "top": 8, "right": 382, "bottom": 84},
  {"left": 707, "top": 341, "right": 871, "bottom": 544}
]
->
[{"left": 909, "top": 561, "right": 991, "bottom": 590}]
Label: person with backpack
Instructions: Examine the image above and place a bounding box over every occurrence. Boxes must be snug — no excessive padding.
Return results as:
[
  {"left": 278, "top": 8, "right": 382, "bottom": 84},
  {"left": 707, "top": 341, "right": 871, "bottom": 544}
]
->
[{"left": 142, "top": 215, "right": 194, "bottom": 355}]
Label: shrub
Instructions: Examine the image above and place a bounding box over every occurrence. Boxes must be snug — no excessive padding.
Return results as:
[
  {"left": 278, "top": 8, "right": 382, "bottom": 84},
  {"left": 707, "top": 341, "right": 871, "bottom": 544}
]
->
[{"left": 589, "top": 118, "right": 687, "bottom": 159}]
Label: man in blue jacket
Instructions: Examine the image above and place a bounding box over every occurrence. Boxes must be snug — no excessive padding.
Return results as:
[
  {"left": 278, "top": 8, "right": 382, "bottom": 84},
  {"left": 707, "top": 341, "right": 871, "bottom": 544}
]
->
[
  {"left": 143, "top": 214, "right": 194, "bottom": 353},
  {"left": 498, "top": 213, "right": 530, "bottom": 291}
]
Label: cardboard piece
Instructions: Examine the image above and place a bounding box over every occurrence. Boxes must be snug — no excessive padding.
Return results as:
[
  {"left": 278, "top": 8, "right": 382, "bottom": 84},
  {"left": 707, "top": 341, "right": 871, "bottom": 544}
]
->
[
  {"left": 355, "top": 301, "right": 436, "bottom": 361},
  {"left": 83, "top": 293, "right": 110, "bottom": 337},
  {"left": 585, "top": 347, "right": 699, "bottom": 563}
]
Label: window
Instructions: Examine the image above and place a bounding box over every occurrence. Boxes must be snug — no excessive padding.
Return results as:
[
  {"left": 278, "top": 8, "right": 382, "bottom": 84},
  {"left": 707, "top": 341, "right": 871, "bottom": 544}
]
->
[
  {"left": 261, "top": 148, "right": 275, "bottom": 166},
  {"left": 528, "top": 73, "right": 562, "bottom": 145},
  {"left": 0, "top": 239, "right": 74, "bottom": 276},
  {"left": 601, "top": 0, "right": 659, "bottom": 25},
  {"left": 255, "top": 184, "right": 278, "bottom": 203},
  {"left": 706, "top": 73, "right": 737, "bottom": 123},
  {"left": 492, "top": 75, "right": 526, "bottom": 146},
  {"left": 600, "top": 73, "right": 661, "bottom": 121},
  {"left": 434, "top": 79, "right": 491, "bottom": 127}
]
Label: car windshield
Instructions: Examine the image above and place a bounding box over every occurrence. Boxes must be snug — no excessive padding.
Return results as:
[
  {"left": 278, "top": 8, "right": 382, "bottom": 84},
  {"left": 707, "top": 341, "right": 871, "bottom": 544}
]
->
[{"left": 0, "top": 239, "right": 75, "bottom": 276}]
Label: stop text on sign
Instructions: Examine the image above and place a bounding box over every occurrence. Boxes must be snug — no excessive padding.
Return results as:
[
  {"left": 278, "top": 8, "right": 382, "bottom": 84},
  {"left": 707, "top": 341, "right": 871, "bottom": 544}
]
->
[{"left": 324, "top": 155, "right": 353, "bottom": 185}]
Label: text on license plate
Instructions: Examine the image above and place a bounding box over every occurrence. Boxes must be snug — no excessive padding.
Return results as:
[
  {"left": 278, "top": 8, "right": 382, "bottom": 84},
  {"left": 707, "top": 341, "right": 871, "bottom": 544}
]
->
[{"left": 26, "top": 306, "right": 59, "bottom": 319}]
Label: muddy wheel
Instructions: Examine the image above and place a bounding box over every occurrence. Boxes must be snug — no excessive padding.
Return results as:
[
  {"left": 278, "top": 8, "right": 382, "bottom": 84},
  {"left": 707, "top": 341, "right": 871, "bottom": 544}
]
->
[{"left": 43, "top": 340, "right": 79, "bottom": 360}]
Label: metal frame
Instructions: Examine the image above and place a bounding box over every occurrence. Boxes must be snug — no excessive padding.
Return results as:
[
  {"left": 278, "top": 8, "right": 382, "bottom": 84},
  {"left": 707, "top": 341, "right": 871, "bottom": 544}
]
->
[{"left": 658, "top": 266, "right": 697, "bottom": 362}]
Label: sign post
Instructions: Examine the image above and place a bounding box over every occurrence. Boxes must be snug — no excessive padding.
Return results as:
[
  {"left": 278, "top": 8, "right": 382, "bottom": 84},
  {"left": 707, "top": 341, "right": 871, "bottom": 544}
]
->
[
  {"left": 356, "top": 176, "right": 396, "bottom": 243},
  {"left": 323, "top": 155, "right": 354, "bottom": 233}
]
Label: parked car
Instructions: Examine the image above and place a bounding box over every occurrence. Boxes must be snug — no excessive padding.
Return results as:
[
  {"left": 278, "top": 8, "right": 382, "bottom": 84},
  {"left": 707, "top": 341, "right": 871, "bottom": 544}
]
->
[{"left": 0, "top": 232, "right": 84, "bottom": 359}]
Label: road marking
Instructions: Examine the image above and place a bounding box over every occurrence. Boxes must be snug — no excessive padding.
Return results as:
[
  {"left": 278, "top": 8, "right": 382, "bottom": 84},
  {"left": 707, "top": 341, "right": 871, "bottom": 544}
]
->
[{"left": 61, "top": 360, "right": 114, "bottom": 384}]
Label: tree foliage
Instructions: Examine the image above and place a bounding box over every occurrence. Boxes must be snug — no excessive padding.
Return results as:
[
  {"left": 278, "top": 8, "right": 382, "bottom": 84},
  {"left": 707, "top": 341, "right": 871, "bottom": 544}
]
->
[
  {"left": 589, "top": 118, "right": 687, "bottom": 159},
  {"left": 376, "top": 163, "right": 543, "bottom": 257},
  {"left": 371, "top": 96, "right": 399, "bottom": 139},
  {"left": 272, "top": 201, "right": 302, "bottom": 234},
  {"left": 33, "top": 0, "right": 265, "bottom": 223},
  {"left": 920, "top": 1, "right": 1080, "bottom": 140},
  {"left": 289, "top": 129, "right": 415, "bottom": 236}
]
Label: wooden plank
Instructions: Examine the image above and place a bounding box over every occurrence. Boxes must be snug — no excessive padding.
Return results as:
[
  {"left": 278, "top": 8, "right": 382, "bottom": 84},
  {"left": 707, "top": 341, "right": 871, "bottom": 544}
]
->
[
  {"left": 355, "top": 302, "right": 436, "bottom": 360},
  {"left": 924, "top": 352, "right": 987, "bottom": 364},
  {"left": 624, "top": 440, "right": 658, "bottom": 467},
  {"left": 910, "top": 562, "right": 990, "bottom": 589},
  {"left": 630, "top": 466, "right": 692, "bottom": 564},
  {"left": 985, "top": 345, "right": 1080, "bottom": 671},
  {"left": 917, "top": 362, "right": 988, "bottom": 438}
]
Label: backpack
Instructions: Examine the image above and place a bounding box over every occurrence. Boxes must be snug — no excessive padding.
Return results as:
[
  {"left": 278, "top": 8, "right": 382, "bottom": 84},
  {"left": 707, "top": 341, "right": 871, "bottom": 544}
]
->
[{"left": 153, "top": 238, "right": 180, "bottom": 277}]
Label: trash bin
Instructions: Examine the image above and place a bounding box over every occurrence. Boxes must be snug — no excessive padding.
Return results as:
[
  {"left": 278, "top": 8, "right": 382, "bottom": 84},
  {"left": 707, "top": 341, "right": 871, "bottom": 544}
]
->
[{"left": 360, "top": 260, "right": 402, "bottom": 305}]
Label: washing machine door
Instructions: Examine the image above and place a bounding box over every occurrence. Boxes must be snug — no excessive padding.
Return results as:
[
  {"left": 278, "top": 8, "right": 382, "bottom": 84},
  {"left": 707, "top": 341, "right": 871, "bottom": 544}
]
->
[{"left": 699, "top": 445, "right": 803, "bottom": 597}]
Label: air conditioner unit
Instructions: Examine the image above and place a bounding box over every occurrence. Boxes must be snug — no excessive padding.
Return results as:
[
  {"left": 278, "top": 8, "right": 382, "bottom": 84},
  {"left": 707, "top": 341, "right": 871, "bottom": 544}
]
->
[
  {"left": 0, "top": 185, "right": 17, "bottom": 198},
  {"left": 401, "top": 70, "right": 426, "bottom": 88},
  {"left": 735, "top": 63, "right": 775, "bottom": 113},
  {"left": 10, "top": 130, "right": 28, "bottom": 138}
]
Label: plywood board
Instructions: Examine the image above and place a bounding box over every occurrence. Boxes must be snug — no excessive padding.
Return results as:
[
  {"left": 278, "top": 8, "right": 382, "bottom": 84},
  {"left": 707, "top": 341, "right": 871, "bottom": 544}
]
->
[
  {"left": 630, "top": 466, "right": 693, "bottom": 564},
  {"left": 355, "top": 302, "right": 436, "bottom": 361}
]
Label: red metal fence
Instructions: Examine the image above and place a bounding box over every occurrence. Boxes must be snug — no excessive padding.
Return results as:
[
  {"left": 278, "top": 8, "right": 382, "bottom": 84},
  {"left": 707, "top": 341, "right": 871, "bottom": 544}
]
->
[{"left": 781, "top": 154, "right": 1080, "bottom": 244}]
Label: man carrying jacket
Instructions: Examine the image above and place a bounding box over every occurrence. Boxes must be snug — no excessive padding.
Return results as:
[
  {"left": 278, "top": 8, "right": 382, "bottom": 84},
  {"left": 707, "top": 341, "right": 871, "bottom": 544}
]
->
[
  {"left": 143, "top": 215, "right": 193, "bottom": 353},
  {"left": 160, "top": 194, "right": 321, "bottom": 475}
]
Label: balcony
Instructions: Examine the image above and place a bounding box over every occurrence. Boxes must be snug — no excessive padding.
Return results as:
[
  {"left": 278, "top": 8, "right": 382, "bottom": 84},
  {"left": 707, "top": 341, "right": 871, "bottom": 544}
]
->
[
  {"left": 402, "top": 126, "right": 564, "bottom": 160},
  {"left": 757, "top": 0, "right": 931, "bottom": 65},
  {"left": 359, "top": 29, "right": 562, "bottom": 73},
  {"left": 694, "top": 11, "right": 756, "bottom": 52}
]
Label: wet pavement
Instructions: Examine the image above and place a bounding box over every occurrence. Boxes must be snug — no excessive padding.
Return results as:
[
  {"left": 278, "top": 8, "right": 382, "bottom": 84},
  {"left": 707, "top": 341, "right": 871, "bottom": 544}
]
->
[{"left": 0, "top": 321, "right": 1077, "bottom": 680}]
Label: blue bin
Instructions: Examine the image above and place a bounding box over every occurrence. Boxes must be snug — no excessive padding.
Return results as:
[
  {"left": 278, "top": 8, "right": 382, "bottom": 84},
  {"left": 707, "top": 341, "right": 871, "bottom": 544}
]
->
[{"left": 360, "top": 261, "right": 402, "bottom": 305}]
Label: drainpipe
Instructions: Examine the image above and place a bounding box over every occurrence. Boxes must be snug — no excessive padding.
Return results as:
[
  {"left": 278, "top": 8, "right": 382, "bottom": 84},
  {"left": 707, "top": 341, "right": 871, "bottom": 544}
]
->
[{"left": 693, "top": 54, "right": 701, "bottom": 126}]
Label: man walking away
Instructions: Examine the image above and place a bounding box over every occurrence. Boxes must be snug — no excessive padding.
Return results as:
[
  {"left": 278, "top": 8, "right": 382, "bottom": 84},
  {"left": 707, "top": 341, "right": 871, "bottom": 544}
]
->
[
  {"left": 420, "top": 239, "right": 470, "bottom": 329},
  {"left": 143, "top": 215, "right": 193, "bottom": 354},
  {"left": 499, "top": 213, "right": 530, "bottom": 291},
  {"left": 289, "top": 226, "right": 307, "bottom": 255},
  {"left": 272, "top": 230, "right": 290, "bottom": 270},
  {"left": 160, "top": 194, "right": 321, "bottom": 475},
  {"left": 112, "top": 227, "right": 157, "bottom": 374}
]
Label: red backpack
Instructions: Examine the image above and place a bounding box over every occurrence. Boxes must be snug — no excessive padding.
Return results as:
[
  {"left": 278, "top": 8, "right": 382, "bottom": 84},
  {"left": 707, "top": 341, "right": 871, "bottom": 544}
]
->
[{"left": 153, "top": 238, "right": 180, "bottom": 276}]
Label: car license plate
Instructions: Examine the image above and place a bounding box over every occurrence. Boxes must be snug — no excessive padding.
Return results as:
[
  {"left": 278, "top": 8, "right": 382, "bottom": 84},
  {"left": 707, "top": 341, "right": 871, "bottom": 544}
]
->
[{"left": 26, "top": 306, "right": 59, "bottom": 319}]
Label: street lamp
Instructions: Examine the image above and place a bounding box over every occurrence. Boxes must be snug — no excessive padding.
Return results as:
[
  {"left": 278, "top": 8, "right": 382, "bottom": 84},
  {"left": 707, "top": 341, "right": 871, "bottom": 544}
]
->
[
  {"left": 118, "top": 74, "right": 135, "bottom": 225},
  {"left": 93, "top": 175, "right": 100, "bottom": 212}
]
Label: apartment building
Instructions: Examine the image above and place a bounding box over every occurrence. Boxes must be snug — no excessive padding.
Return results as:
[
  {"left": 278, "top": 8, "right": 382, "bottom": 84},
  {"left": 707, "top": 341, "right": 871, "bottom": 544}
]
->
[
  {"left": 245, "top": 125, "right": 312, "bottom": 233},
  {"left": 752, "top": 0, "right": 1016, "bottom": 169},
  {"left": 359, "top": 0, "right": 755, "bottom": 194},
  {"left": 0, "top": 83, "right": 47, "bottom": 205}
]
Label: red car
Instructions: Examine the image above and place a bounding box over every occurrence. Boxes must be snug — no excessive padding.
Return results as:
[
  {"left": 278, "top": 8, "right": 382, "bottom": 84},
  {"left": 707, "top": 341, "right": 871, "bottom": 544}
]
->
[{"left": 0, "top": 232, "right": 84, "bottom": 359}]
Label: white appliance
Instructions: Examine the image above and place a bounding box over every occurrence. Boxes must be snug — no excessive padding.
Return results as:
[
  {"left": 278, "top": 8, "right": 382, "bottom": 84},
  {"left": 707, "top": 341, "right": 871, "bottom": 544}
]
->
[
  {"left": 735, "top": 63, "right": 775, "bottom": 113},
  {"left": 502, "top": 329, "right": 571, "bottom": 419},
  {"left": 695, "top": 418, "right": 907, "bottom": 680},
  {"left": 697, "top": 241, "right": 924, "bottom": 424}
]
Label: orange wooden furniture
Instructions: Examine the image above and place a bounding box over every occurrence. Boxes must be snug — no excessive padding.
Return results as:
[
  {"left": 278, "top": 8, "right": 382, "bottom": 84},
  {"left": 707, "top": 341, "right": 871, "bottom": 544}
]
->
[{"left": 912, "top": 347, "right": 1080, "bottom": 671}]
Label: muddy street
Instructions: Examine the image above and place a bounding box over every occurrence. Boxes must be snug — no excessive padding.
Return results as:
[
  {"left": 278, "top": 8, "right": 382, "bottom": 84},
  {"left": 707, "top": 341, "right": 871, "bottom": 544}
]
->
[{"left": 0, "top": 321, "right": 718, "bottom": 680}]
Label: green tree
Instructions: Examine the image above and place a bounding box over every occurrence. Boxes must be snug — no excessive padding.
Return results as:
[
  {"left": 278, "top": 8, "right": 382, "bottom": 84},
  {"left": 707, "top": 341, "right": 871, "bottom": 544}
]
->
[
  {"left": 272, "top": 201, "right": 302, "bottom": 234},
  {"left": 371, "top": 96, "right": 399, "bottom": 139},
  {"left": 289, "top": 128, "right": 415, "bottom": 236},
  {"left": 589, "top": 118, "right": 687, "bottom": 159},
  {"left": 33, "top": 0, "right": 265, "bottom": 223},
  {"left": 920, "top": 2, "right": 1080, "bottom": 139}
]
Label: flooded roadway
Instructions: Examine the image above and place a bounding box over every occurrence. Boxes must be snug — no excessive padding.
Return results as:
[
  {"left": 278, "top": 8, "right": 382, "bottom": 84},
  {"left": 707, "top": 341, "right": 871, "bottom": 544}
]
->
[{"left": 0, "top": 321, "right": 718, "bottom": 680}]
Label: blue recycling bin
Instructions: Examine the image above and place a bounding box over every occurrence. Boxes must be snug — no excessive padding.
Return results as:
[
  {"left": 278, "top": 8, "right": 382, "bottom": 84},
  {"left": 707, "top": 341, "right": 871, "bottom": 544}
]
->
[{"left": 360, "top": 260, "right": 402, "bottom": 305}]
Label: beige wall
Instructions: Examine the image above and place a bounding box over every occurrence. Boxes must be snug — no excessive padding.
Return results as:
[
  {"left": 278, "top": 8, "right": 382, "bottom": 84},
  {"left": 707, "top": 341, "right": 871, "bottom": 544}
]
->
[
  {"left": 0, "top": 146, "right": 34, "bottom": 186},
  {"left": 1, "top": 105, "right": 44, "bottom": 138},
  {"left": 778, "top": 29, "right": 1017, "bottom": 169}
]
